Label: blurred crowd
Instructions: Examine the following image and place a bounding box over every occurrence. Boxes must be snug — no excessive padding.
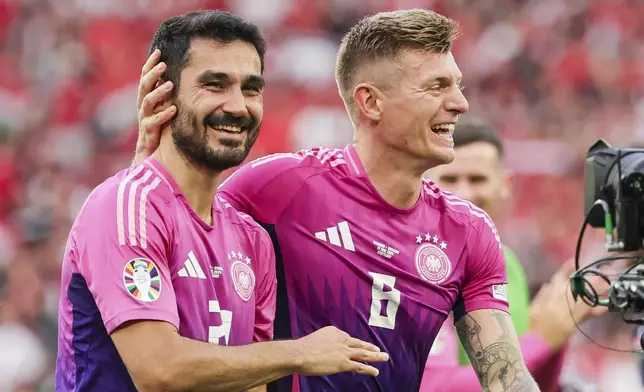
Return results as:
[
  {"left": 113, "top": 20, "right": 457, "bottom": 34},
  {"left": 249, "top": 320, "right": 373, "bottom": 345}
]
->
[{"left": 1, "top": 0, "right": 644, "bottom": 390}]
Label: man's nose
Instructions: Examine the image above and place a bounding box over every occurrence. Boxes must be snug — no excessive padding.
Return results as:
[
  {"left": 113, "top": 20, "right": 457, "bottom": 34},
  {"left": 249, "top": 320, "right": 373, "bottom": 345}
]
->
[
  {"left": 221, "top": 88, "right": 248, "bottom": 118},
  {"left": 452, "top": 182, "right": 473, "bottom": 202}
]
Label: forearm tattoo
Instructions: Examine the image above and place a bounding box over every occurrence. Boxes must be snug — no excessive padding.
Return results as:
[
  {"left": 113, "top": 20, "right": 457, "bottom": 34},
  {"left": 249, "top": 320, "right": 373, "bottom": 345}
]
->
[{"left": 455, "top": 310, "right": 539, "bottom": 392}]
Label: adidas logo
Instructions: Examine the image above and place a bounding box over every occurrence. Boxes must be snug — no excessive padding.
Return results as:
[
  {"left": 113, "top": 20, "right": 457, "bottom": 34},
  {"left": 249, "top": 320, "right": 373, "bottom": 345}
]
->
[
  {"left": 178, "top": 251, "right": 207, "bottom": 279},
  {"left": 315, "top": 221, "right": 355, "bottom": 252}
]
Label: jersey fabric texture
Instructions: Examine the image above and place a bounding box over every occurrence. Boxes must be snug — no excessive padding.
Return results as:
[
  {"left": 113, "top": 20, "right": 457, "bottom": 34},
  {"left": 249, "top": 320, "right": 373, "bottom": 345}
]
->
[
  {"left": 218, "top": 145, "right": 509, "bottom": 392},
  {"left": 55, "top": 158, "right": 276, "bottom": 391}
]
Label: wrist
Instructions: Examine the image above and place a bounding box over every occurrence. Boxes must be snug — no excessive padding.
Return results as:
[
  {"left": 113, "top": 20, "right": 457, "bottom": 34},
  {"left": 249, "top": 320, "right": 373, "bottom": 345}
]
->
[{"left": 272, "top": 339, "right": 307, "bottom": 374}]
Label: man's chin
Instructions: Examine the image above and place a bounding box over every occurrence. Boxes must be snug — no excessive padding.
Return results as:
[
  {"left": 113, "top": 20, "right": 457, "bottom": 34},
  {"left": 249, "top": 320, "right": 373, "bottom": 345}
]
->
[
  {"left": 209, "top": 133, "right": 246, "bottom": 148},
  {"left": 424, "top": 147, "right": 455, "bottom": 169}
]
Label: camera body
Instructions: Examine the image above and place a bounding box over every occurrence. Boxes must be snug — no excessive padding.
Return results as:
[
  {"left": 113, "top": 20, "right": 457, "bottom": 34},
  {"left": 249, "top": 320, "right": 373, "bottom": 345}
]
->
[
  {"left": 585, "top": 139, "right": 644, "bottom": 251},
  {"left": 577, "top": 139, "right": 644, "bottom": 324}
]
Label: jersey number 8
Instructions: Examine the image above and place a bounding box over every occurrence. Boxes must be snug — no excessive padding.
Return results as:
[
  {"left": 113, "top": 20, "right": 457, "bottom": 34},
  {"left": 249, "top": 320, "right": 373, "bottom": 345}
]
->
[{"left": 368, "top": 272, "right": 401, "bottom": 330}]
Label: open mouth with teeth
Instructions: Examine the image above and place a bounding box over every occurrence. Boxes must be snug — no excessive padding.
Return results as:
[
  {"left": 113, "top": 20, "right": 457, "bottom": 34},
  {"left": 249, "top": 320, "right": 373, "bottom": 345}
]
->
[
  {"left": 208, "top": 125, "right": 245, "bottom": 135},
  {"left": 430, "top": 123, "right": 455, "bottom": 142}
]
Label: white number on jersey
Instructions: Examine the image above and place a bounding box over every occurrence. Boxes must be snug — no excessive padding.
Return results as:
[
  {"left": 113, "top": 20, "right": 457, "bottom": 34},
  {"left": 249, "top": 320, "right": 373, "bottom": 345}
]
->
[
  {"left": 208, "top": 300, "right": 233, "bottom": 345},
  {"left": 368, "top": 272, "right": 401, "bottom": 330}
]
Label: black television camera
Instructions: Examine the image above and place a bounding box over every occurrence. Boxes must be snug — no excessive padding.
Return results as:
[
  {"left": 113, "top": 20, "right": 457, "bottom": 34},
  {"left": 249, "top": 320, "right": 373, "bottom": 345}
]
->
[{"left": 570, "top": 139, "right": 644, "bottom": 326}]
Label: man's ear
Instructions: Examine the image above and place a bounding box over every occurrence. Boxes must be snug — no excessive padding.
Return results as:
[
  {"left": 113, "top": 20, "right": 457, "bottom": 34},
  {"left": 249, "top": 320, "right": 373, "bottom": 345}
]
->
[{"left": 353, "top": 83, "right": 383, "bottom": 122}]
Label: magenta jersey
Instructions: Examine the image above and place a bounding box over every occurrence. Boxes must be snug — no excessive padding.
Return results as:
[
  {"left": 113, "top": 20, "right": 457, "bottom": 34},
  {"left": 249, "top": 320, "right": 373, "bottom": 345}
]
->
[
  {"left": 55, "top": 158, "right": 276, "bottom": 392},
  {"left": 218, "top": 145, "right": 509, "bottom": 392}
]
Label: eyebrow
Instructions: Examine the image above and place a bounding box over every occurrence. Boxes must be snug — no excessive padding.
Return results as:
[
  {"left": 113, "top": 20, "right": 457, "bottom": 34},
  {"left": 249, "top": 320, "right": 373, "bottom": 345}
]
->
[
  {"left": 244, "top": 74, "right": 265, "bottom": 90},
  {"left": 431, "top": 76, "right": 463, "bottom": 85},
  {"left": 196, "top": 70, "right": 265, "bottom": 89}
]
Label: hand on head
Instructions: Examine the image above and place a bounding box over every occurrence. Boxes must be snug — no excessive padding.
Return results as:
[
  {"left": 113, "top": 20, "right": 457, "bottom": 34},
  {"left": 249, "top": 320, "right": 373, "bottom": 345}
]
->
[{"left": 134, "top": 49, "right": 177, "bottom": 165}]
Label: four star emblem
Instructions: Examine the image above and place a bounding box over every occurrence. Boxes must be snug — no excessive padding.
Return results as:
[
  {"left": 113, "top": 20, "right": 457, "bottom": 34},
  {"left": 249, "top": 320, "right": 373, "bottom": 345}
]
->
[{"left": 416, "top": 233, "right": 448, "bottom": 250}]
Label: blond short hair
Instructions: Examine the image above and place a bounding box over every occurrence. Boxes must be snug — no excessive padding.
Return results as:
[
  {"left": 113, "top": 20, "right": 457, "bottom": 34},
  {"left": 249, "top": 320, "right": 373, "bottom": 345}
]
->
[{"left": 335, "top": 9, "right": 460, "bottom": 107}]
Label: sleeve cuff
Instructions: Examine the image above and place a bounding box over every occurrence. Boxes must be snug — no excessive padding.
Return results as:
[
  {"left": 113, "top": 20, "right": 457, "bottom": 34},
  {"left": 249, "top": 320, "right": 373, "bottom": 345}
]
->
[
  {"left": 454, "top": 300, "right": 510, "bottom": 320},
  {"left": 104, "top": 309, "right": 180, "bottom": 335}
]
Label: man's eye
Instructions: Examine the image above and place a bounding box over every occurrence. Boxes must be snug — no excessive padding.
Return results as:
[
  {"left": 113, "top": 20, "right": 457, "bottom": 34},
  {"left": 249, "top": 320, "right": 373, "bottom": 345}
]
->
[{"left": 206, "top": 82, "right": 224, "bottom": 89}]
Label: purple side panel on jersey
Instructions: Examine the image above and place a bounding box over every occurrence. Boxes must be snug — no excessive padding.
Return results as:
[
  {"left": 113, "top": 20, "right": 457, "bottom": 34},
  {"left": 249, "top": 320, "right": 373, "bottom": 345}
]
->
[
  {"left": 292, "top": 275, "right": 443, "bottom": 392},
  {"left": 59, "top": 273, "right": 137, "bottom": 392}
]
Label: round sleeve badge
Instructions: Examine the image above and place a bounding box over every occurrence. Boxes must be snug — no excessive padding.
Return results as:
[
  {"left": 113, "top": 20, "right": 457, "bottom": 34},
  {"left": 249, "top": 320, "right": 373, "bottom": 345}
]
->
[{"left": 123, "top": 258, "right": 162, "bottom": 302}]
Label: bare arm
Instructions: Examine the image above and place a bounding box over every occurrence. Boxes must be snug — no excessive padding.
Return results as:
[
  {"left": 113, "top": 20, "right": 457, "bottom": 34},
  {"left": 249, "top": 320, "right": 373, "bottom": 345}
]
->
[
  {"left": 112, "top": 321, "right": 388, "bottom": 392},
  {"left": 423, "top": 261, "right": 607, "bottom": 392},
  {"left": 422, "top": 331, "right": 555, "bottom": 391},
  {"left": 455, "top": 309, "right": 540, "bottom": 392}
]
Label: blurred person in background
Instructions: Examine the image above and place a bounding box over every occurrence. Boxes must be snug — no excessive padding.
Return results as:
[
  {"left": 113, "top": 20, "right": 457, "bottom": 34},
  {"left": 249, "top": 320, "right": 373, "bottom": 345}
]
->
[
  {"left": 0, "top": 253, "right": 48, "bottom": 391},
  {"left": 421, "top": 118, "right": 606, "bottom": 391}
]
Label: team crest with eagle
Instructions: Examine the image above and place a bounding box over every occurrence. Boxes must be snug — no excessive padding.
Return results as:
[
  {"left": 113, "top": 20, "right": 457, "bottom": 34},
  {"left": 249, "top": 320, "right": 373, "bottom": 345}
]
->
[
  {"left": 414, "top": 233, "right": 451, "bottom": 284},
  {"left": 228, "top": 250, "right": 256, "bottom": 302},
  {"left": 123, "top": 258, "right": 161, "bottom": 302}
]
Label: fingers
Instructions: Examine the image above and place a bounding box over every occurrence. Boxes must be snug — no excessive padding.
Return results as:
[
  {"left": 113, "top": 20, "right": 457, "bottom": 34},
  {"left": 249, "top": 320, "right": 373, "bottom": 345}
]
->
[
  {"left": 347, "top": 338, "right": 381, "bottom": 352},
  {"left": 349, "top": 349, "right": 389, "bottom": 363},
  {"left": 141, "top": 49, "right": 161, "bottom": 77},
  {"left": 140, "top": 80, "right": 174, "bottom": 116},
  {"left": 153, "top": 98, "right": 173, "bottom": 114},
  {"left": 349, "top": 362, "right": 380, "bottom": 377},
  {"left": 140, "top": 105, "right": 176, "bottom": 134},
  {"left": 138, "top": 59, "right": 167, "bottom": 110}
]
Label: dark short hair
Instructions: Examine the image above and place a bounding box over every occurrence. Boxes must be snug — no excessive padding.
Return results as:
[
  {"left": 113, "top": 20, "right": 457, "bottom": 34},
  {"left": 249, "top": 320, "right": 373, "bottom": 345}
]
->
[
  {"left": 453, "top": 117, "right": 504, "bottom": 158},
  {"left": 149, "top": 10, "right": 266, "bottom": 96}
]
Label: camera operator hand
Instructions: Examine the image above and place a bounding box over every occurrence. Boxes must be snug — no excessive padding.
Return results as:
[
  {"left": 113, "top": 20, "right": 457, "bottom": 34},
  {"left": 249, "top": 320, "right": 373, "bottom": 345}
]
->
[{"left": 529, "top": 261, "right": 608, "bottom": 351}]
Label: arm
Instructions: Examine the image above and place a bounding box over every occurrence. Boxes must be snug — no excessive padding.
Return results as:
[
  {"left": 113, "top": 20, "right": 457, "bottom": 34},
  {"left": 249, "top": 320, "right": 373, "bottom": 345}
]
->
[
  {"left": 456, "top": 247, "right": 531, "bottom": 366},
  {"left": 111, "top": 322, "right": 389, "bottom": 392},
  {"left": 447, "top": 209, "right": 538, "bottom": 391},
  {"left": 455, "top": 309, "right": 539, "bottom": 392},
  {"left": 77, "top": 176, "right": 387, "bottom": 392},
  {"left": 112, "top": 321, "right": 304, "bottom": 392},
  {"left": 422, "top": 261, "right": 606, "bottom": 392},
  {"left": 421, "top": 327, "right": 552, "bottom": 392}
]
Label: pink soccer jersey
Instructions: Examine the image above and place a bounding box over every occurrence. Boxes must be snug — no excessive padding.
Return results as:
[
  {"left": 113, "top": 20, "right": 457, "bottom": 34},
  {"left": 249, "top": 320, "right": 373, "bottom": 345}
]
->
[
  {"left": 55, "top": 158, "right": 276, "bottom": 392},
  {"left": 218, "top": 145, "right": 509, "bottom": 392}
]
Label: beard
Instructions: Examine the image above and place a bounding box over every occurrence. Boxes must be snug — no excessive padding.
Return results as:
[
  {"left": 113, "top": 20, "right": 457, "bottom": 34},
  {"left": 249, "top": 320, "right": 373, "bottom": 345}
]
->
[{"left": 170, "top": 100, "right": 260, "bottom": 172}]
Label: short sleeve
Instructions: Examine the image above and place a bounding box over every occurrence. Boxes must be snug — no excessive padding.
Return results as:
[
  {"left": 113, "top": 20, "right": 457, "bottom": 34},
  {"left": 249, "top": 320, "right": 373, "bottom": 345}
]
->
[
  {"left": 218, "top": 153, "right": 312, "bottom": 224},
  {"left": 452, "top": 215, "right": 509, "bottom": 320},
  {"left": 73, "top": 173, "right": 179, "bottom": 334},
  {"left": 253, "top": 231, "right": 277, "bottom": 342}
]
